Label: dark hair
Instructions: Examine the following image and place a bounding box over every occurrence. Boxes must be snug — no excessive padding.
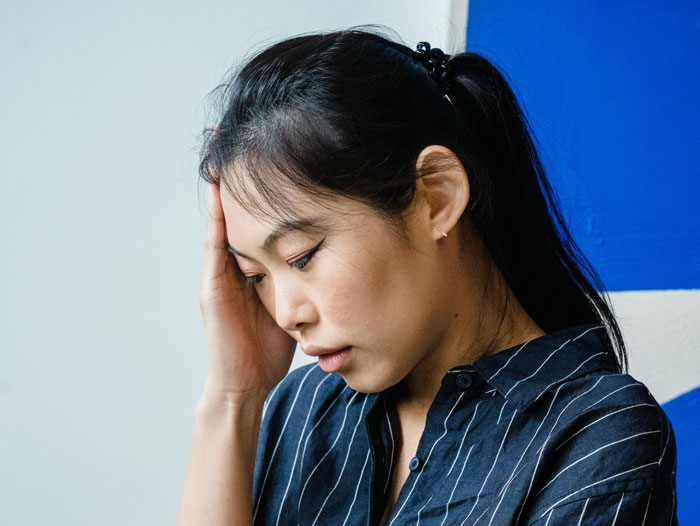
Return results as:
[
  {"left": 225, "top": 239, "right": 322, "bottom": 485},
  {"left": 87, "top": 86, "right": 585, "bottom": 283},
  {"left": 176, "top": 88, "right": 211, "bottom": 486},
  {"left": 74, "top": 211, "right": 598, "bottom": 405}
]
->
[{"left": 198, "top": 24, "right": 628, "bottom": 373}]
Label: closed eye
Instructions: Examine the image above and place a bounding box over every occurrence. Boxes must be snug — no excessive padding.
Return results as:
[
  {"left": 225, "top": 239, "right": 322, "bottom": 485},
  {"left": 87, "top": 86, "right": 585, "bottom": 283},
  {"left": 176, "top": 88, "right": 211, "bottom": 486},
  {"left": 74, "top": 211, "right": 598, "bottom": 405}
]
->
[{"left": 244, "top": 237, "right": 325, "bottom": 287}]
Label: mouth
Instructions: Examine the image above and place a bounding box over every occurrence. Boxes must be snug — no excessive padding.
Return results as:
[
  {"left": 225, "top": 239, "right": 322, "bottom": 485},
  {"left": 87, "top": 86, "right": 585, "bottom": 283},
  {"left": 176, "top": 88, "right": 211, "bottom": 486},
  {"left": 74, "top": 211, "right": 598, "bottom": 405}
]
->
[
  {"left": 302, "top": 344, "right": 351, "bottom": 357},
  {"left": 316, "top": 346, "right": 352, "bottom": 373}
]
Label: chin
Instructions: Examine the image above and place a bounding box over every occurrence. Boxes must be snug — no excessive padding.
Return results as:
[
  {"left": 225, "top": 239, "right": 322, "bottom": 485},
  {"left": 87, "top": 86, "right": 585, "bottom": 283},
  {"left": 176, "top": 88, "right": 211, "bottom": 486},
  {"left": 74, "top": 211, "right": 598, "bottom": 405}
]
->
[{"left": 341, "top": 372, "right": 397, "bottom": 394}]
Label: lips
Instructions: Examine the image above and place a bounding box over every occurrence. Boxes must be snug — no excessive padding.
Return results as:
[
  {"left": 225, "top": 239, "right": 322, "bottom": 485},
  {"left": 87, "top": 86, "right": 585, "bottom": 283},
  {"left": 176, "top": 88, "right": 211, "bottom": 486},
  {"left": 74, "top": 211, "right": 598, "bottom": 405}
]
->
[
  {"left": 302, "top": 344, "right": 351, "bottom": 357},
  {"left": 317, "top": 346, "right": 352, "bottom": 373}
]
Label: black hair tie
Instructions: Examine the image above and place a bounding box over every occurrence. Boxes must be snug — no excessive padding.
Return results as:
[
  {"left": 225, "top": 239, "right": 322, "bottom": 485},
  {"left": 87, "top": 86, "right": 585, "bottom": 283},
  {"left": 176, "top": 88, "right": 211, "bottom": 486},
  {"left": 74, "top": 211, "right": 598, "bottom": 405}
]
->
[{"left": 414, "top": 41, "right": 451, "bottom": 90}]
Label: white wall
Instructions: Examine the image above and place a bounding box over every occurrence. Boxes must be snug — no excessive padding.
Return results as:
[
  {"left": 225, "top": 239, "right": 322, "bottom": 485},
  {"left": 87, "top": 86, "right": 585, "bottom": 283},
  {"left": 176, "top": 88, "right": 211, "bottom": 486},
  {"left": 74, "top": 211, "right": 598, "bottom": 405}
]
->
[
  {"left": 0, "top": 1, "right": 465, "bottom": 524},
  {"left": 609, "top": 290, "right": 700, "bottom": 403}
]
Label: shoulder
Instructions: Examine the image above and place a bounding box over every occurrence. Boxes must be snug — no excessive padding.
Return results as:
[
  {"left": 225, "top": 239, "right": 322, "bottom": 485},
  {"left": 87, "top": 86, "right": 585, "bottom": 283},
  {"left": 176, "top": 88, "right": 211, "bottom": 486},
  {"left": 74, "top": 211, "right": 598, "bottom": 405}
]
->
[
  {"left": 524, "top": 369, "right": 677, "bottom": 521},
  {"left": 539, "top": 368, "right": 676, "bottom": 481},
  {"left": 550, "top": 369, "right": 675, "bottom": 460}
]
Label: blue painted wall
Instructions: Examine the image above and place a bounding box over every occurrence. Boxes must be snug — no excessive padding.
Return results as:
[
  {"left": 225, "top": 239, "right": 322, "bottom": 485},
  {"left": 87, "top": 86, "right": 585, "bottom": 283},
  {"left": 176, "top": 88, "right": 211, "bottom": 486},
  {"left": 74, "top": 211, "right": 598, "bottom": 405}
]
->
[
  {"left": 465, "top": 1, "right": 699, "bottom": 522},
  {"left": 663, "top": 387, "right": 700, "bottom": 517},
  {"left": 466, "top": 0, "right": 699, "bottom": 293}
]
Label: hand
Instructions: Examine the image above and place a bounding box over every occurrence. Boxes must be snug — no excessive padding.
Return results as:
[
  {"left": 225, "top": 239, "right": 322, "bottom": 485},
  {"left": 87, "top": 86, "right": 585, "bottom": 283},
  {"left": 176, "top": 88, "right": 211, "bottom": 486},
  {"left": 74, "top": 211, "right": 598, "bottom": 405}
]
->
[{"left": 198, "top": 182, "right": 297, "bottom": 399}]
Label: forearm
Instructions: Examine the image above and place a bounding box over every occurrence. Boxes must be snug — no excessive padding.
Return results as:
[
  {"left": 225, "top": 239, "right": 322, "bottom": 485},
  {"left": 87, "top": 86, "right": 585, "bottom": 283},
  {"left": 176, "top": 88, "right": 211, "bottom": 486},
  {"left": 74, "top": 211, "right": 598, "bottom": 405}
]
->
[{"left": 177, "top": 389, "right": 267, "bottom": 526}]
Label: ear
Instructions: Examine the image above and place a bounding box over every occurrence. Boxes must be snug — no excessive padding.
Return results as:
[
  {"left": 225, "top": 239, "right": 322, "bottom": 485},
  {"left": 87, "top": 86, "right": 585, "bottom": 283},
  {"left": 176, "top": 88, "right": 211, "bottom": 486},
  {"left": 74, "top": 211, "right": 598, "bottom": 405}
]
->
[{"left": 414, "top": 145, "right": 470, "bottom": 241}]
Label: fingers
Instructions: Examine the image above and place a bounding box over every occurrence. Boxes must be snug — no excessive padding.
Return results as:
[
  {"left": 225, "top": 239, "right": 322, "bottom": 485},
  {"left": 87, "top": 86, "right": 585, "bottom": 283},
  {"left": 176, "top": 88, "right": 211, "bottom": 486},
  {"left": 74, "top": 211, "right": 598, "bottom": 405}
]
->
[
  {"left": 202, "top": 183, "right": 229, "bottom": 281},
  {"left": 206, "top": 183, "right": 225, "bottom": 239}
]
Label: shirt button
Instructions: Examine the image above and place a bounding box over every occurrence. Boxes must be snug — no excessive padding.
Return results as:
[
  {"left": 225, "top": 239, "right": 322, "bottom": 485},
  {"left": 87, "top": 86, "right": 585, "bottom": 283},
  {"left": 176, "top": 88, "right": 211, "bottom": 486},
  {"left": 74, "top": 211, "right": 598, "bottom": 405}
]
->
[
  {"left": 456, "top": 372, "right": 473, "bottom": 389},
  {"left": 408, "top": 456, "right": 423, "bottom": 472}
]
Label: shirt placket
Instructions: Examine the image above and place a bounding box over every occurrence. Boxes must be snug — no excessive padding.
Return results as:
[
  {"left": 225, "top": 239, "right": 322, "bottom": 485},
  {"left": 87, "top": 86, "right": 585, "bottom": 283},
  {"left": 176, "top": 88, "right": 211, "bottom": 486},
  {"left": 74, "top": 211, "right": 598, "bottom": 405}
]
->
[{"left": 366, "top": 367, "right": 488, "bottom": 526}]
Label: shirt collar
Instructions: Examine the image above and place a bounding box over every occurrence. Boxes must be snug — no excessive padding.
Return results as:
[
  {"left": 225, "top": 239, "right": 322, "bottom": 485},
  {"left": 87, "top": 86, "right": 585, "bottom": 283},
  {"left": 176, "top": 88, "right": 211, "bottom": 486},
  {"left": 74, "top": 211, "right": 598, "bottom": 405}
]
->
[{"left": 443, "top": 323, "right": 617, "bottom": 411}]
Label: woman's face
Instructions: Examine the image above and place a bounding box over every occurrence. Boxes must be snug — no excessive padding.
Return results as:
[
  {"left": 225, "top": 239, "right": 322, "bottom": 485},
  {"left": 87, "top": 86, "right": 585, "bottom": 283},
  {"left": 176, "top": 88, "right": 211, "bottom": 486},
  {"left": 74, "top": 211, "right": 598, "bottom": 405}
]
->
[{"left": 219, "top": 180, "right": 456, "bottom": 393}]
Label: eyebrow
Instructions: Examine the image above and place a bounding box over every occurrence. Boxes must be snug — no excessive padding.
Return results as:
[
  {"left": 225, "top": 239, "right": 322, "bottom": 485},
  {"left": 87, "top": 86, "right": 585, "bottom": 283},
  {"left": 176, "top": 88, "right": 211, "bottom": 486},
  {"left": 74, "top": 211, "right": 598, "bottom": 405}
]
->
[{"left": 226, "top": 217, "right": 326, "bottom": 260}]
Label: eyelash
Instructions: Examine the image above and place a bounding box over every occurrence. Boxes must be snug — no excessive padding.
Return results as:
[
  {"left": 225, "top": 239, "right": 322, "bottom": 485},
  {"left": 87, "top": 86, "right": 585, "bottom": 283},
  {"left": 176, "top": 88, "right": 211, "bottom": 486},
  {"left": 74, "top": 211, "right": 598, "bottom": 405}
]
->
[{"left": 244, "top": 239, "right": 324, "bottom": 287}]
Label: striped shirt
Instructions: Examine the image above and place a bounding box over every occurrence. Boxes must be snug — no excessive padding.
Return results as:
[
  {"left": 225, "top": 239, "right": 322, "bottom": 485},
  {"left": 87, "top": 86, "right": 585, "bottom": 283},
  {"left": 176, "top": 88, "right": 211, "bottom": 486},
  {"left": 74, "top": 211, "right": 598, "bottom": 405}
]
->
[{"left": 251, "top": 323, "right": 679, "bottom": 525}]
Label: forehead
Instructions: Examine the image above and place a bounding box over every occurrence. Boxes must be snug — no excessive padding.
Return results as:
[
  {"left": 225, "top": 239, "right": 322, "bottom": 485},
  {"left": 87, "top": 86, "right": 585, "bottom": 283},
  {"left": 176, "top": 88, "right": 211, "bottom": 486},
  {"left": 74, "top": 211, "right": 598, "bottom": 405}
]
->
[
  {"left": 219, "top": 159, "right": 349, "bottom": 219},
  {"left": 218, "top": 181, "right": 374, "bottom": 259},
  {"left": 218, "top": 181, "right": 348, "bottom": 228}
]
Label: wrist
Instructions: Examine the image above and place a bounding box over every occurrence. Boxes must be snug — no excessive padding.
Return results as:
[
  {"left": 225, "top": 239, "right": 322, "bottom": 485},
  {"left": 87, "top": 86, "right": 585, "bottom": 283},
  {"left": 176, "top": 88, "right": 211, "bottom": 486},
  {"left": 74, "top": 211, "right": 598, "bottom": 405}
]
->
[{"left": 197, "top": 383, "right": 269, "bottom": 413}]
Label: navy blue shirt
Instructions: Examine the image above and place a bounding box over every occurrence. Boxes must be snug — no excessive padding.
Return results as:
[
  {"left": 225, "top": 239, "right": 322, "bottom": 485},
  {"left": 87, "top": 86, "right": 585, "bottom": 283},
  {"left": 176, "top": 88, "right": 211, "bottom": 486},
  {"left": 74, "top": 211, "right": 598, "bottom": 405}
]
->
[{"left": 252, "top": 323, "right": 679, "bottom": 525}]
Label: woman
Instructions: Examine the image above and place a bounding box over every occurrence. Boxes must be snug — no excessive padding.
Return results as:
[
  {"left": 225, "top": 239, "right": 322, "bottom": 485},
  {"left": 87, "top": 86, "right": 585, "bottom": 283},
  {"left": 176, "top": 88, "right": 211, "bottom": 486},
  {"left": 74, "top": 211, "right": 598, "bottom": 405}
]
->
[{"left": 177, "top": 26, "right": 678, "bottom": 525}]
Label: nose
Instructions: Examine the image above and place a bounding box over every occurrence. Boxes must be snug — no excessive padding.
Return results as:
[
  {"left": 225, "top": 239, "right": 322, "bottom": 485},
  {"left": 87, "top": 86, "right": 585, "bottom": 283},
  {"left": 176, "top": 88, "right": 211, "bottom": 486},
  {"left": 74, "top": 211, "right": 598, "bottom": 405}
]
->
[{"left": 273, "top": 278, "right": 316, "bottom": 332}]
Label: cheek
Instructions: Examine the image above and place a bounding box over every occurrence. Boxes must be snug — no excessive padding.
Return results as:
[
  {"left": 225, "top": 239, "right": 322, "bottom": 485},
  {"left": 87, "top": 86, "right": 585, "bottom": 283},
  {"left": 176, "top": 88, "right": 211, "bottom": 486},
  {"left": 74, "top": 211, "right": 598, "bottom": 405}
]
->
[
  {"left": 325, "top": 252, "right": 418, "bottom": 332},
  {"left": 318, "top": 270, "right": 376, "bottom": 326}
]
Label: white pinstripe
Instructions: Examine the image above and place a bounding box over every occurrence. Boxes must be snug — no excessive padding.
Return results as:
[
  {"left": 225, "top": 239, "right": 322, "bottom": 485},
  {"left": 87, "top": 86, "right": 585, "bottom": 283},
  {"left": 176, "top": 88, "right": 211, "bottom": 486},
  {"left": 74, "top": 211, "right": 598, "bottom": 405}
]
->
[
  {"left": 573, "top": 325, "right": 605, "bottom": 340},
  {"left": 580, "top": 382, "right": 646, "bottom": 413},
  {"left": 611, "top": 491, "right": 624, "bottom": 525},
  {"left": 672, "top": 438, "right": 677, "bottom": 478},
  {"left": 532, "top": 351, "right": 606, "bottom": 404},
  {"left": 496, "top": 399, "right": 509, "bottom": 425},
  {"left": 485, "top": 381, "right": 570, "bottom": 525},
  {"left": 669, "top": 487, "right": 676, "bottom": 526},
  {"left": 340, "top": 447, "right": 371, "bottom": 526},
  {"left": 261, "top": 374, "right": 286, "bottom": 422},
  {"left": 535, "top": 430, "right": 660, "bottom": 498},
  {"left": 311, "top": 394, "right": 370, "bottom": 526},
  {"left": 534, "top": 461, "right": 659, "bottom": 520},
  {"left": 501, "top": 326, "right": 604, "bottom": 404},
  {"left": 486, "top": 339, "right": 533, "bottom": 382},
  {"left": 503, "top": 337, "right": 577, "bottom": 399},
  {"left": 671, "top": 446, "right": 677, "bottom": 478},
  {"left": 641, "top": 488, "right": 652, "bottom": 526},
  {"left": 443, "top": 400, "right": 485, "bottom": 481},
  {"left": 253, "top": 365, "right": 317, "bottom": 523},
  {"left": 514, "top": 376, "right": 609, "bottom": 525},
  {"left": 459, "top": 408, "right": 518, "bottom": 526},
  {"left": 415, "top": 494, "right": 434, "bottom": 526},
  {"left": 472, "top": 503, "right": 491, "bottom": 524},
  {"left": 299, "top": 385, "right": 350, "bottom": 478},
  {"left": 297, "top": 390, "right": 359, "bottom": 514},
  {"left": 439, "top": 444, "right": 475, "bottom": 526},
  {"left": 531, "top": 375, "right": 608, "bottom": 459},
  {"left": 554, "top": 403, "right": 656, "bottom": 452},
  {"left": 388, "top": 392, "right": 466, "bottom": 526},
  {"left": 274, "top": 373, "right": 333, "bottom": 526},
  {"left": 438, "top": 401, "right": 484, "bottom": 526},
  {"left": 383, "top": 392, "right": 396, "bottom": 495},
  {"left": 577, "top": 498, "right": 589, "bottom": 525}
]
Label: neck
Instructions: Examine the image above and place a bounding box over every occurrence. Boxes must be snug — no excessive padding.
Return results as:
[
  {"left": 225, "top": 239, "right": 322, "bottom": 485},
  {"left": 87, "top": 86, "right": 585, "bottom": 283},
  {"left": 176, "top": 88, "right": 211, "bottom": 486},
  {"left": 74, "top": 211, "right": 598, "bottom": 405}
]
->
[{"left": 396, "top": 238, "right": 545, "bottom": 414}]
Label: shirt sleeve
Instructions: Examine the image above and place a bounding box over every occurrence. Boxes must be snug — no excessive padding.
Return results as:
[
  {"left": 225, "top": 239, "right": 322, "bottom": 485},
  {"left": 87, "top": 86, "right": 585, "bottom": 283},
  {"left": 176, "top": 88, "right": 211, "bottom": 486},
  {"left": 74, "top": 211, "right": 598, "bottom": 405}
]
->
[{"left": 521, "top": 394, "right": 679, "bottom": 526}]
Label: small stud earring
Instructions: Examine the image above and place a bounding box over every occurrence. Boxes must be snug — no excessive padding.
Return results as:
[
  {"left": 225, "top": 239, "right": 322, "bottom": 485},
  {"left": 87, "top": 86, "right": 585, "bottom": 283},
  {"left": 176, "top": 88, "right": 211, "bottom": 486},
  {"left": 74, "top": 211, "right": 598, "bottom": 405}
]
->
[{"left": 437, "top": 226, "right": 448, "bottom": 238}]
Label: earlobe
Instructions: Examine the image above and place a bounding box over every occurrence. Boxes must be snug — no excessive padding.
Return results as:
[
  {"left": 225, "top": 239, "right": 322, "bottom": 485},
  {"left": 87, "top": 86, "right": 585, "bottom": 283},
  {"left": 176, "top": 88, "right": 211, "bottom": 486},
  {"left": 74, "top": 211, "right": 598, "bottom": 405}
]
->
[{"left": 414, "top": 145, "right": 470, "bottom": 240}]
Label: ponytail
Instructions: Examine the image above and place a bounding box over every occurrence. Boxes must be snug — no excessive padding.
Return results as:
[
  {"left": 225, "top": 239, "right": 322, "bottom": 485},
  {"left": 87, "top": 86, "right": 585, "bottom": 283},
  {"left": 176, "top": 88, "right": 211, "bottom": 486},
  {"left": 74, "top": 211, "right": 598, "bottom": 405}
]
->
[{"left": 444, "top": 52, "right": 627, "bottom": 372}]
